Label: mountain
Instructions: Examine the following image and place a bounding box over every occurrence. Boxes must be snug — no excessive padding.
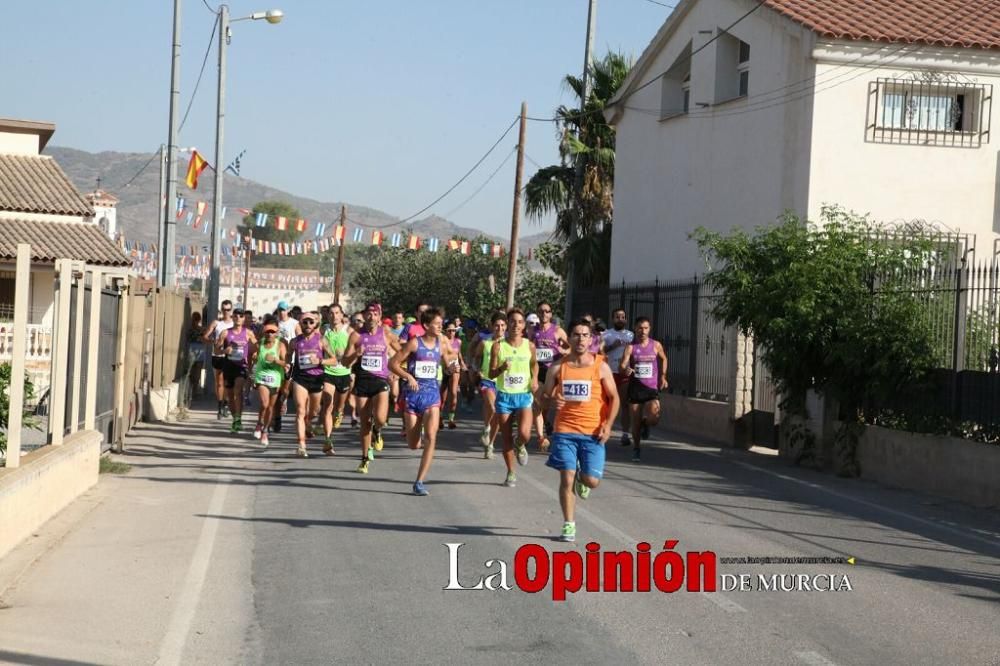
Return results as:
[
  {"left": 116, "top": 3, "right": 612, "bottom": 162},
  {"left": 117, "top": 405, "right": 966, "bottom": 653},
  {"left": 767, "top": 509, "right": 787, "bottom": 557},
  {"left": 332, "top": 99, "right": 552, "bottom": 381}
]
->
[{"left": 46, "top": 146, "right": 554, "bottom": 254}]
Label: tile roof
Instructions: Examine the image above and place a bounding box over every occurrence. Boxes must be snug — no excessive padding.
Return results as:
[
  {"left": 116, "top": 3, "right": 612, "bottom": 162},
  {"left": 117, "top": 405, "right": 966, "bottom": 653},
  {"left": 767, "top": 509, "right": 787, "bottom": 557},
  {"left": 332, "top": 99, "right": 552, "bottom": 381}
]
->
[
  {"left": 0, "top": 219, "right": 130, "bottom": 266},
  {"left": 0, "top": 154, "right": 94, "bottom": 217},
  {"left": 763, "top": 0, "right": 1000, "bottom": 50}
]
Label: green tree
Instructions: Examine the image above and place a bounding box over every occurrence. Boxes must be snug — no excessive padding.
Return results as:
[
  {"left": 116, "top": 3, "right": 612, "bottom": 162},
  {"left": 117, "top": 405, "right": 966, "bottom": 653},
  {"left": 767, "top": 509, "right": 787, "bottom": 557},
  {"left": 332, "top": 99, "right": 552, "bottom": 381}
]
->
[
  {"left": 524, "top": 51, "right": 632, "bottom": 287},
  {"left": 239, "top": 200, "right": 303, "bottom": 245},
  {"left": 0, "top": 363, "right": 37, "bottom": 461}
]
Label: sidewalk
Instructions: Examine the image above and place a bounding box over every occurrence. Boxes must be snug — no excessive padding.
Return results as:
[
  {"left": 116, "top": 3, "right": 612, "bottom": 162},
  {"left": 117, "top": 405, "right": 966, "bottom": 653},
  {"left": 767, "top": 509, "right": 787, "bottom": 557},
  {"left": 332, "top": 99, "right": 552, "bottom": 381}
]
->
[{"left": 0, "top": 404, "right": 260, "bottom": 666}]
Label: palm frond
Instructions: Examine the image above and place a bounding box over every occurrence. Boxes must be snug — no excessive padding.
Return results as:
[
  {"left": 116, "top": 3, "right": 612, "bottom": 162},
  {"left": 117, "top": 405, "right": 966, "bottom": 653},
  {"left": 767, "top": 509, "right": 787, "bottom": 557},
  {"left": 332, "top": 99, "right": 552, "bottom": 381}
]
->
[{"left": 524, "top": 165, "right": 573, "bottom": 221}]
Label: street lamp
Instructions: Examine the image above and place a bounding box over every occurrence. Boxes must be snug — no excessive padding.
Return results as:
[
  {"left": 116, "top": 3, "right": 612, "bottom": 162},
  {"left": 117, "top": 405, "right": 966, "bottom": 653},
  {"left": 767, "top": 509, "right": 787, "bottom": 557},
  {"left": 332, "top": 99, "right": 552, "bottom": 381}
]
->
[{"left": 206, "top": 5, "right": 283, "bottom": 321}]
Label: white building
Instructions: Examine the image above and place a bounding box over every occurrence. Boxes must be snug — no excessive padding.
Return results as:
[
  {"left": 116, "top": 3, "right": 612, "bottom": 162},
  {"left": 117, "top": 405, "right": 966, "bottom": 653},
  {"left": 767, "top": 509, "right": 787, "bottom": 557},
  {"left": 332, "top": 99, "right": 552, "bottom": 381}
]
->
[
  {"left": 85, "top": 189, "right": 119, "bottom": 239},
  {"left": 606, "top": 0, "right": 1000, "bottom": 282}
]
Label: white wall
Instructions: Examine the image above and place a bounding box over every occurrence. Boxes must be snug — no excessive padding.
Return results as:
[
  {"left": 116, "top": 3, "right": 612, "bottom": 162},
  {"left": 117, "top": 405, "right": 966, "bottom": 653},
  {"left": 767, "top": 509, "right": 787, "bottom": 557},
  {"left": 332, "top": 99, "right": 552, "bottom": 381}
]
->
[
  {"left": 0, "top": 131, "right": 41, "bottom": 156},
  {"left": 806, "top": 42, "right": 1000, "bottom": 241},
  {"left": 610, "top": 0, "right": 815, "bottom": 283}
]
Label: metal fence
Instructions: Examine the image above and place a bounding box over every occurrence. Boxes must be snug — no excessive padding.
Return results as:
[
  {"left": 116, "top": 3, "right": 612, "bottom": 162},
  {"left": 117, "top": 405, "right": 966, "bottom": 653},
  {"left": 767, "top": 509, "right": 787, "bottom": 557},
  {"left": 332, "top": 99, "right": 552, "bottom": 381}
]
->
[{"left": 573, "top": 277, "right": 735, "bottom": 402}]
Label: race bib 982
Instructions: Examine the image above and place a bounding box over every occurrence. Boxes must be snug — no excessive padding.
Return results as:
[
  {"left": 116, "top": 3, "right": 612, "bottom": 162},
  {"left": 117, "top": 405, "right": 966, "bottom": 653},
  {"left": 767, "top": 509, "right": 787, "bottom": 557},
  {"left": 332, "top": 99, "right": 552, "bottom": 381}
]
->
[{"left": 504, "top": 374, "right": 527, "bottom": 390}]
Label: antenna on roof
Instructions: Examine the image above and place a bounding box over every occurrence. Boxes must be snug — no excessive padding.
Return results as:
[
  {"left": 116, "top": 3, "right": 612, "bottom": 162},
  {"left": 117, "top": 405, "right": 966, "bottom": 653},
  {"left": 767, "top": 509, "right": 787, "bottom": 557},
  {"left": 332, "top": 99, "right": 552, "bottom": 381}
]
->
[{"left": 95, "top": 176, "right": 102, "bottom": 193}]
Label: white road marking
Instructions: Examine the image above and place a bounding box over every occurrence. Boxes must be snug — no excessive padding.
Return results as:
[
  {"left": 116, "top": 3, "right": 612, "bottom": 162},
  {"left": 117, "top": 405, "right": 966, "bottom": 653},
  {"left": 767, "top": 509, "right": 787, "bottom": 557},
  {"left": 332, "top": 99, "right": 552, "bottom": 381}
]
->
[
  {"left": 156, "top": 475, "right": 230, "bottom": 666},
  {"left": 794, "top": 650, "right": 839, "bottom": 666},
  {"left": 517, "top": 470, "right": 747, "bottom": 613}
]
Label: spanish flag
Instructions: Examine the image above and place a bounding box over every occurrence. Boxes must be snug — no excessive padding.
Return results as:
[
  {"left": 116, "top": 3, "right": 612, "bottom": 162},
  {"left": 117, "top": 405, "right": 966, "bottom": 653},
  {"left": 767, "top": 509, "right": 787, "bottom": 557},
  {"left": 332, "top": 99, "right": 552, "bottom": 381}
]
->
[{"left": 185, "top": 150, "right": 209, "bottom": 190}]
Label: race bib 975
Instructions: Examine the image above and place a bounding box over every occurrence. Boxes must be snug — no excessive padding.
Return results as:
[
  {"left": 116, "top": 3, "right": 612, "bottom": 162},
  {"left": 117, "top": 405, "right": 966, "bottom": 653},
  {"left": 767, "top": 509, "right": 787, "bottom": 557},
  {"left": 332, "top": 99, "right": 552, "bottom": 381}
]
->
[{"left": 414, "top": 360, "right": 438, "bottom": 379}]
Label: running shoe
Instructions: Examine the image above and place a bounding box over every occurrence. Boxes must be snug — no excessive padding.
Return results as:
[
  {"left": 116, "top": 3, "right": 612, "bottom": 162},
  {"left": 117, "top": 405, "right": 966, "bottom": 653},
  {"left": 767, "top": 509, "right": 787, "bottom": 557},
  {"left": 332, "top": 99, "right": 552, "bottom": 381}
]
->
[
  {"left": 574, "top": 471, "right": 590, "bottom": 500},
  {"left": 516, "top": 444, "right": 528, "bottom": 466},
  {"left": 484, "top": 443, "right": 494, "bottom": 460},
  {"left": 333, "top": 412, "right": 343, "bottom": 429},
  {"left": 503, "top": 472, "right": 516, "bottom": 488},
  {"left": 539, "top": 437, "right": 551, "bottom": 453},
  {"left": 560, "top": 522, "right": 576, "bottom": 543},
  {"left": 620, "top": 433, "right": 632, "bottom": 447},
  {"left": 632, "top": 447, "right": 641, "bottom": 462},
  {"left": 641, "top": 422, "right": 650, "bottom": 440},
  {"left": 296, "top": 445, "right": 308, "bottom": 458},
  {"left": 367, "top": 446, "right": 375, "bottom": 461},
  {"left": 230, "top": 418, "right": 240, "bottom": 434},
  {"left": 253, "top": 424, "right": 263, "bottom": 440},
  {"left": 479, "top": 426, "right": 490, "bottom": 447},
  {"left": 447, "top": 413, "right": 456, "bottom": 429},
  {"left": 373, "top": 428, "right": 384, "bottom": 451},
  {"left": 351, "top": 417, "right": 359, "bottom": 428},
  {"left": 356, "top": 459, "right": 370, "bottom": 474},
  {"left": 412, "top": 480, "right": 429, "bottom": 496},
  {"left": 323, "top": 438, "right": 335, "bottom": 456},
  {"left": 216, "top": 404, "right": 224, "bottom": 420},
  {"left": 260, "top": 432, "right": 269, "bottom": 448},
  {"left": 272, "top": 414, "right": 283, "bottom": 433}
]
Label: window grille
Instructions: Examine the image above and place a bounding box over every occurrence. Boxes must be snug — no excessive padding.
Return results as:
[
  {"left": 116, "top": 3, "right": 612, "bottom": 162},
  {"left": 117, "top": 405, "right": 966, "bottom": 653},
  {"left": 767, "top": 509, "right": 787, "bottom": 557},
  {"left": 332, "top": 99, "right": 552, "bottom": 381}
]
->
[{"left": 867, "top": 77, "right": 992, "bottom": 147}]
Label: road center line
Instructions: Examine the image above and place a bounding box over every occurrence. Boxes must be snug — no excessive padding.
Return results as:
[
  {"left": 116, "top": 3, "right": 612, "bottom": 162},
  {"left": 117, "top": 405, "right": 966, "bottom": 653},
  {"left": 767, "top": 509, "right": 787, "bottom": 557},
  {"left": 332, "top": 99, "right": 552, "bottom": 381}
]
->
[
  {"left": 794, "top": 650, "right": 840, "bottom": 666},
  {"left": 157, "top": 474, "right": 230, "bottom": 666}
]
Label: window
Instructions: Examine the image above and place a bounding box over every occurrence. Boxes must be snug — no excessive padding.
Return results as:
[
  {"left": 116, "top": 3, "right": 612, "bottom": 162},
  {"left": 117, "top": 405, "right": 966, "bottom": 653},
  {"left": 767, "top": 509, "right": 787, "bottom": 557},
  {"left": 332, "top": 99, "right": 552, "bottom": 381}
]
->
[
  {"left": 714, "top": 33, "right": 749, "bottom": 102},
  {"left": 738, "top": 41, "right": 750, "bottom": 97},
  {"left": 867, "top": 77, "right": 992, "bottom": 147},
  {"left": 682, "top": 73, "right": 691, "bottom": 114},
  {"left": 659, "top": 41, "right": 692, "bottom": 119}
]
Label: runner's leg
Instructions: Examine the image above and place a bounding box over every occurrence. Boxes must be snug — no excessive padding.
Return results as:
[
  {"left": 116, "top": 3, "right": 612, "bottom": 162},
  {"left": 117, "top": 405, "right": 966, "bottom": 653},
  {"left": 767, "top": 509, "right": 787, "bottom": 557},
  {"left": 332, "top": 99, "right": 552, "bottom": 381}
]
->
[
  {"left": 294, "top": 382, "right": 310, "bottom": 455},
  {"left": 415, "top": 407, "right": 440, "bottom": 483}
]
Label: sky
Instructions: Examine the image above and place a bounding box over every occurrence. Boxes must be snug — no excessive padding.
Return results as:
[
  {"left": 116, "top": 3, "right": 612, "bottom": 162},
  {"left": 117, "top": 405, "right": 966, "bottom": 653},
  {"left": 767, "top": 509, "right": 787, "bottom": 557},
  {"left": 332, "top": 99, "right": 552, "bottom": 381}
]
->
[{"left": 2, "top": 0, "right": 673, "bottom": 236}]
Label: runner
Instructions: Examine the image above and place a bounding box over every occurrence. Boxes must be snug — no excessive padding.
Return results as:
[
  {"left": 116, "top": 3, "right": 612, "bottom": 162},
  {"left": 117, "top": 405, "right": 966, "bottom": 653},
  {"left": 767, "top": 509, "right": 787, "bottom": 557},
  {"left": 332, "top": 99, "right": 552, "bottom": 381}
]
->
[
  {"left": 320, "top": 303, "right": 359, "bottom": 454},
  {"left": 287, "top": 311, "right": 338, "bottom": 457},
  {"left": 390, "top": 311, "right": 406, "bottom": 338},
  {"left": 541, "top": 318, "right": 620, "bottom": 543},
  {"left": 489, "top": 308, "right": 539, "bottom": 488},
  {"left": 618, "top": 316, "right": 669, "bottom": 462},
  {"left": 580, "top": 313, "right": 603, "bottom": 355},
  {"left": 202, "top": 300, "right": 235, "bottom": 418},
  {"left": 530, "top": 301, "right": 569, "bottom": 452},
  {"left": 470, "top": 312, "right": 505, "bottom": 458},
  {"left": 440, "top": 322, "right": 466, "bottom": 429},
  {"left": 389, "top": 307, "right": 458, "bottom": 495},
  {"left": 250, "top": 317, "right": 287, "bottom": 447},
  {"left": 399, "top": 303, "right": 429, "bottom": 342},
  {"left": 602, "top": 307, "right": 634, "bottom": 446},
  {"left": 352, "top": 302, "right": 399, "bottom": 473},
  {"left": 217, "top": 308, "right": 257, "bottom": 433},
  {"left": 348, "top": 311, "right": 365, "bottom": 426},
  {"left": 273, "top": 301, "right": 301, "bottom": 433}
]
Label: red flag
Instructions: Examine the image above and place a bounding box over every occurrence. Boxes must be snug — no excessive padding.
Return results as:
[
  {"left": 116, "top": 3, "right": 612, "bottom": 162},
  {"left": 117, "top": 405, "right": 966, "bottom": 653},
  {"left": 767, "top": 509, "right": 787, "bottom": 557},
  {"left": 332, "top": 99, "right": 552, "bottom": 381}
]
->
[
  {"left": 372, "top": 231, "right": 384, "bottom": 246},
  {"left": 192, "top": 200, "right": 208, "bottom": 228},
  {"left": 491, "top": 243, "right": 502, "bottom": 258},
  {"left": 448, "top": 239, "right": 460, "bottom": 252},
  {"left": 185, "top": 150, "right": 209, "bottom": 189},
  {"left": 276, "top": 216, "right": 288, "bottom": 231},
  {"left": 296, "top": 218, "right": 307, "bottom": 232}
]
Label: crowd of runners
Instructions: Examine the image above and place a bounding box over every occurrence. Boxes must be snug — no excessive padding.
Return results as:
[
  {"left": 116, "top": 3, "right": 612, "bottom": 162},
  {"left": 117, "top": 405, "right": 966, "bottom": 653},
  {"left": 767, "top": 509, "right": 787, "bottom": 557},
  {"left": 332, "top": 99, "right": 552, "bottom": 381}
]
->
[{"left": 196, "top": 299, "right": 668, "bottom": 542}]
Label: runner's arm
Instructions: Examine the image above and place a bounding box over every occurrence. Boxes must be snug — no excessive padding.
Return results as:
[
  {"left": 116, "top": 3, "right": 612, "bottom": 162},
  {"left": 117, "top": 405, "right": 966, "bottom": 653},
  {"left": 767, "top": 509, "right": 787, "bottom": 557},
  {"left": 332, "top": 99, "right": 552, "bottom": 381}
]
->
[
  {"left": 202, "top": 320, "right": 216, "bottom": 344},
  {"left": 557, "top": 327, "right": 570, "bottom": 351},
  {"left": 319, "top": 338, "right": 340, "bottom": 367},
  {"left": 656, "top": 342, "right": 669, "bottom": 390},
  {"left": 340, "top": 331, "right": 360, "bottom": 367},
  {"left": 389, "top": 340, "right": 418, "bottom": 389},
  {"left": 529, "top": 341, "right": 539, "bottom": 392},
  {"left": 598, "top": 363, "right": 620, "bottom": 443},
  {"left": 488, "top": 340, "right": 505, "bottom": 379},
  {"left": 619, "top": 344, "right": 634, "bottom": 375}
]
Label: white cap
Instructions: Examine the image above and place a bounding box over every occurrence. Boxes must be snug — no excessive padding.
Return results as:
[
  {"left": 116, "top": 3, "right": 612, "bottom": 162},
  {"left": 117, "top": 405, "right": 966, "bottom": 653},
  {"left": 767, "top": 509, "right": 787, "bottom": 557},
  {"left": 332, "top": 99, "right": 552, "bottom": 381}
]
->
[{"left": 526, "top": 313, "right": 540, "bottom": 324}]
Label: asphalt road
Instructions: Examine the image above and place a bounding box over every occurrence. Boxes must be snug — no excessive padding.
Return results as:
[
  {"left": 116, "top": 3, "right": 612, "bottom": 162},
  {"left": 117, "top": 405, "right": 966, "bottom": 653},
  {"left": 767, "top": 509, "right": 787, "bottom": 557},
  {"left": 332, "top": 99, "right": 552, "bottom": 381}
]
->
[{"left": 0, "top": 399, "right": 997, "bottom": 666}]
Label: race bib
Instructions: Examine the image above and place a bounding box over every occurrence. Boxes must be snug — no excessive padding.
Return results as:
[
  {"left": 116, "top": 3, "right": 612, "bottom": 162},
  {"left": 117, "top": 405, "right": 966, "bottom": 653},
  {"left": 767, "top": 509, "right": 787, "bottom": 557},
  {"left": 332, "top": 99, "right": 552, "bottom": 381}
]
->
[
  {"left": 535, "top": 348, "right": 554, "bottom": 363},
  {"left": 634, "top": 362, "right": 654, "bottom": 379},
  {"left": 562, "top": 379, "right": 591, "bottom": 402},
  {"left": 259, "top": 371, "right": 281, "bottom": 388},
  {"left": 299, "top": 352, "right": 319, "bottom": 370},
  {"left": 504, "top": 374, "right": 527, "bottom": 391},
  {"left": 361, "top": 355, "right": 383, "bottom": 373},
  {"left": 414, "top": 360, "right": 438, "bottom": 379},
  {"left": 227, "top": 344, "right": 244, "bottom": 362}
]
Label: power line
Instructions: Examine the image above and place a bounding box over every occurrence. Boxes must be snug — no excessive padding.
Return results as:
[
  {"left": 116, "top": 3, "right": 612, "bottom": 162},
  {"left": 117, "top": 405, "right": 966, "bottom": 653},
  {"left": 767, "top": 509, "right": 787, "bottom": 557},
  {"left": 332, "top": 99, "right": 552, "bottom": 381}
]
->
[
  {"left": 179, "top": 17, "right": 218, "bottom": 133},
  {"left": 115, "top": 152, "right": 159, "bottom": 190},
  {"left": 640, "top": 0, "right": 676, "bottom": 8},
  {"left": 201, "top": 0, "right": 218, "bottom": 14},
  {"left": 443, "top": 147, "right": 517, "bottom": 219},
  {"left": 395, "top": 116, "right": 520, "bottom": 224}
]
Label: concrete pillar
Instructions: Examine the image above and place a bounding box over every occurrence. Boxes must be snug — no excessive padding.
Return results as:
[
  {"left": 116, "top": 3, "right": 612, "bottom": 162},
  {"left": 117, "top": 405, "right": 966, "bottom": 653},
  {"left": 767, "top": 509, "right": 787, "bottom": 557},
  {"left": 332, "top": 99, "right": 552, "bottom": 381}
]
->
[
  {"left": 69, "top": 265, "right": 88, "bottom": 434},
  {"left": 113, "top": 276, "right": 130, "bottom": 451},
  {"left": 47, "top": 259, "right": 75, "bottom": 445},
  {"left": 5, "top": 244, "right": 32, "bottom": 468},
  {"left": 84, "top": 268, "right": 103, "bottom": 431}
]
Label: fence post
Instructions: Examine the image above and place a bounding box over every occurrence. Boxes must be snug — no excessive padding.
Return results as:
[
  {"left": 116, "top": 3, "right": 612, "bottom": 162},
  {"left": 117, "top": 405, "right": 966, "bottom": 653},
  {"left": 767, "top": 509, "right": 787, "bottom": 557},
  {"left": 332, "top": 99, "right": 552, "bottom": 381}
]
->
[
  {"left": 84, "top": 268, "right": 103, "bottom": 431},
  {"left": 689, "top": 277, "right": 700, "bottom": 397},
  {"left": 69, "top": 263, "right": 88, "bottom": 434},
  {"left": 653, "top": 277, "right": 661, "bottom": 339},
  {"left": 48, "top": 259, "right": 75, "bottom": 446},
  {"left": 951, "top": 257, "right": 969, "bottom": 415},
  {"left": 113, "top": 276, "right": 130, "bottom": 452},
  {"left": 4, "top": 244, "right": 32, "bottom": 468}
]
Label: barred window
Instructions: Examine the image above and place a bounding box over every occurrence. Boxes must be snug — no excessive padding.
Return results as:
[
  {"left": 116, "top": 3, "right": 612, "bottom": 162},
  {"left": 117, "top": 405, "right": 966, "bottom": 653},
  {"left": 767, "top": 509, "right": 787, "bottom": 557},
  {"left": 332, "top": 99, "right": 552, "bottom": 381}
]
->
[{"left": 867, "top": 78, "right": 992, "bottom": 147}]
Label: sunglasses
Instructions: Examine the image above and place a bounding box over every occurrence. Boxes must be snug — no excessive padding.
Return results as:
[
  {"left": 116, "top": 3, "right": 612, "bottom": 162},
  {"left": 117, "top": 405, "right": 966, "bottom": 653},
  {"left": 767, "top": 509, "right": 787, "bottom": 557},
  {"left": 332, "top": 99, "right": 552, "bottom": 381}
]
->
[
  {"left": 446, "top": 329, "right": 457, "bottom": 333},
  {"left": 301, "top": 319, "right": 316, "bottom": 325},
  {"left": 222, "top": 307, "right": 232, "bottom": 312}
]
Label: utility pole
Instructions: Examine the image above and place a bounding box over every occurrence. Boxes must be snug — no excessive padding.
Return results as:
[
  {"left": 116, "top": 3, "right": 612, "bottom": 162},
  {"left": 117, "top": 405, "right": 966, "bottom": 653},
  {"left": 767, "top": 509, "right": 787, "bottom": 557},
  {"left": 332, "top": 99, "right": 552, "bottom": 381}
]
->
[
  {"left": 241, "top": 229, "right": 253, "bottom": 309},
  {"left": 156, "top": 143, "right": 167, "bottom": 285},
  {"left": 334, "top": 205, "right": 347, "bottom": 303},
  {"left": 564, "top": 0, "right": 597, "bottom": 322},
  {"left": 506, "top": 102, "right": 527, "bottom": 310},
  {"left": 207, "top": 3, "right": 229, "bottom": 321},
  {"left": 162, "top": 0, "right": 182, "bottom": 288}
]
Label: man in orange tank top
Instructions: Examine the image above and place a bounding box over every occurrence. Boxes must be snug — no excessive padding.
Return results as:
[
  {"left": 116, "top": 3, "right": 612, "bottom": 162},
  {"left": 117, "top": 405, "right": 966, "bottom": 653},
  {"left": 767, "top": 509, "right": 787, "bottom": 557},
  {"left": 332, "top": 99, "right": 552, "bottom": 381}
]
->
[{"left": 540, "top": 318, "right": 620, "bottom": 543}]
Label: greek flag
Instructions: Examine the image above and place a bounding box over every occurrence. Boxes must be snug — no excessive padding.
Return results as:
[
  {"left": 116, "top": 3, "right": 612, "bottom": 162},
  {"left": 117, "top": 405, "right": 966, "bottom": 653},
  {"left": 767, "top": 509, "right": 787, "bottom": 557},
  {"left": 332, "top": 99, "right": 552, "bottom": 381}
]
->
[
  {"left": 428, "top": 238, "right": 439, "bottom": 252},
  {"left": 391, "top": 233, "right": 402, "bottom": 248},
  {"left": 314, "top": 222, "right": 326, "bottom": 237},
  {"left": 352, "top": 227, "right": 364, "bottom": 243},
  {"left": 255, "top": 212, "right": 268, "bottom": 227}
]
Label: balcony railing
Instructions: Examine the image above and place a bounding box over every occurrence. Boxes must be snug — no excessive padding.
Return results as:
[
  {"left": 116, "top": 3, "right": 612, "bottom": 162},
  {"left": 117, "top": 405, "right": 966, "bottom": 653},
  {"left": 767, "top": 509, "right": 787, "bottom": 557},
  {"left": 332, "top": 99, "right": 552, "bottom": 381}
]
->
[{"left": 0, "top": 324, "right": 53, "bottom": 361}]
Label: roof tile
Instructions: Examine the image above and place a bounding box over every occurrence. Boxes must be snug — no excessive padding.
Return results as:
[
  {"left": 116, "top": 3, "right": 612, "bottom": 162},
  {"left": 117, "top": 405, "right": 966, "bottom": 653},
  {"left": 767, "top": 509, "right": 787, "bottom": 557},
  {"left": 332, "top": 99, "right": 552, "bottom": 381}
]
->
[
  {"left": 764, "top": 0, "right": 1000, "bottom": 50},
  {"left": 0, "top": 219, "right": 129, "bottom": 266},
  {"left": 0, "top": 154, "right": 94, "bottom": 217}
]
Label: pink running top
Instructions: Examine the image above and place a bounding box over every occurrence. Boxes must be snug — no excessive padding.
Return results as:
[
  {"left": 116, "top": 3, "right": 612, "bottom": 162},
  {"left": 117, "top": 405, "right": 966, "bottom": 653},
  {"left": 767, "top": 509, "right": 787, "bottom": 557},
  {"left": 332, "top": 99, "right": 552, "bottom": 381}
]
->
[
  {"left": 357, "top": 327, "right": 390, "bottom": 379},
  {"left": 629, "top": 338, "right": 659, "bottom": 389}
]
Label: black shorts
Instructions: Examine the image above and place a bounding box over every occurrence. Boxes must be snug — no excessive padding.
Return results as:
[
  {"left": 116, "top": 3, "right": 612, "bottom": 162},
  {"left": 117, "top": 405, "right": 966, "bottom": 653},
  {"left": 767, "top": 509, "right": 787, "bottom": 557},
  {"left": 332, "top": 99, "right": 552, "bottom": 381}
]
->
[
  {"left": 293, "top": 373, "right": 325, "bottom": 394},
  {"left": 222, "top": 361, "right": 247, "bottom": 388},
  {"left": 627, "top": 379, "right": 659, "bottom": 405},
  {"left": 537, "top": 364, "right": 550, "bottom": 384},
  {"left": 354, "top": 373, "right": 390, "bottom": 398},
  {"left": 323, "top": 373, "right": 352, "bottom": 394},
  {"left": 211, "top": 355, "right": 226, "bottom": 371}
]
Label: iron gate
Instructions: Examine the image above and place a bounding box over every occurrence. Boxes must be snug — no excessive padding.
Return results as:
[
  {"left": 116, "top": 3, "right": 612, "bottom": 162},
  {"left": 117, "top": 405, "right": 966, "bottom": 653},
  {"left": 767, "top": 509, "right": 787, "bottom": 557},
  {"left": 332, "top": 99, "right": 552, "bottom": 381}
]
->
[{"left": 750, "top": 344, "right": 778, "bottom": 448}]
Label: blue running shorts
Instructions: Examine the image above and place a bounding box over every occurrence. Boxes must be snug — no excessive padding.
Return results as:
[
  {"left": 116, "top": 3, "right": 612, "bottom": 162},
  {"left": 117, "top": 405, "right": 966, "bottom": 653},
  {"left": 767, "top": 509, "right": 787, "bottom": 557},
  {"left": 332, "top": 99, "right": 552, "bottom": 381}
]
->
[
  {"left": 545, "top": 433, "right": 606, "bottom": 479},
  {"left": 495, "top": 390, "right": 533, "bottom": 415}
]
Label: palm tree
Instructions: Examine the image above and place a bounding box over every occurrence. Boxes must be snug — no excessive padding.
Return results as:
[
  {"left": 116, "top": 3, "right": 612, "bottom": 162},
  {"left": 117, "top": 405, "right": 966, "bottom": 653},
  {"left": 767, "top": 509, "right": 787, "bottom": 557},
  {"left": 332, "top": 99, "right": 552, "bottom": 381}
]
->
[{"left": 525, "top": 51, "right": 632, "bottom": 286}]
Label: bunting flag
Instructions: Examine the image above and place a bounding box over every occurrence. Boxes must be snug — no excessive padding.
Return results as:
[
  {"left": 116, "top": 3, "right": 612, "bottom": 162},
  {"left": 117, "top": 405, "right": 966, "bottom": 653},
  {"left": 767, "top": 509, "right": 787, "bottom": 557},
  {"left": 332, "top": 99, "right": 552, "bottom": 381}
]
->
[
  {"left": 236, "top": 207, "right": 252, "bottom": 216},
  {"left": 391, "top": 233, "right": 402, "bottom": 248},
  {"left": 334, "top": 225, "right": 346, "bottom": 244},
  {"left": 460, "top": 241, "right": 470, "bottom": 255},
  {"left": 481, "top": 243, "right": 489, "bottom": 255},
  {"left": 255, "top": 212, "right": 268, "bottom": 227},
  {"left": 427, "top": 238, "right": 440, "bottom": 252},
  {"left": 296, "top": 218, "right": 307, "bottom": 232},
  {"left": 491, "top": 243, "right": 502, "bottom": 258},
  {"left": 447, "top": 239, "right": 460, "bottom": 252},
  {"left": 526, "top": 247, "right": 533, "bottom": 260},
  {"left": 185, "top": 211, "right": 194, "bottom": 226},
  {"left": 192, "top": 201, "right": 208, "bottom": 229},
  {"left": 276, "top": 216, "right": 288, "bottom": 231},
  {"left": 371, "top": 230, "right": 384, "bottom": 246},
  {"left": 185, "top": 150, "right": 209, "bottom": 189},
  {"left": 352, "top": 227, "right": 364, "bottom": 243},
  {"left": 224, "top": 149, "right": 246, "bottom": 177},
  {"left": 314, "top": 222, "right": 326, "bottom": 237},
  {"left": 175, "top": 197, "right": 186, "bottom": 219},
  {"left": 407, "top": 235, "right": 420, "bottom": 251}
]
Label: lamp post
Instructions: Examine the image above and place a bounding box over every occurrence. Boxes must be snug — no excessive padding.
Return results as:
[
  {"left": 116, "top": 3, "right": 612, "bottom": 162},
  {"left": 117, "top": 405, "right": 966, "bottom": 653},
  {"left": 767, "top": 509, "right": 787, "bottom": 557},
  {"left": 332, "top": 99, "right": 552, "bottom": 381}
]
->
[{"left": 206, "top": 6, "right": 283, "bottom": 321}]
